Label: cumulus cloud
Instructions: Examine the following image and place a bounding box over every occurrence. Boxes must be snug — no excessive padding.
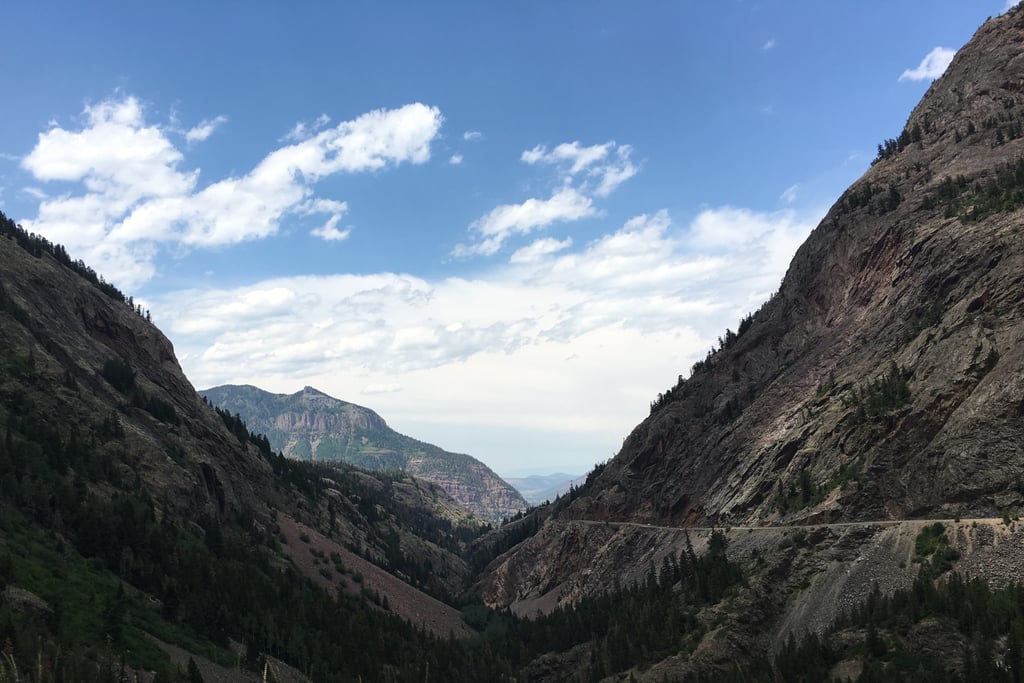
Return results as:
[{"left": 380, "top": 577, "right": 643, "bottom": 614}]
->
[
  {"left": 449, "top": 153, "right": 463, "bottom": 165},
  {"left": 899, "top": 47, "right": 956, "bottom": 82},
  {"left": 463, "top": 130, "right": 483, "bottom": 141},
  {"left": 161, "top": 206, "right": 815, "bottom": 368},
  {"left": 185, "top": 115, "right": 228, "bottom": 143},
  {"left": 155, "top": 206, "right": 818, "bottom": 464},
  {"left": 454, "top": 187, "right": 596, "bottom": 257},
  {"left": 20, "top": 97, "right": 442, "bottom": 289}
]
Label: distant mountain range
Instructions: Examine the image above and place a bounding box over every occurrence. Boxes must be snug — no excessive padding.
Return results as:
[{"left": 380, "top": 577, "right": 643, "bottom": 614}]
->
[
  {"left": 201, "top": 384, "right": 527, "bottom": 523},
  {"left": 503, "top": 472, "right": 583, "bottom": 505}
]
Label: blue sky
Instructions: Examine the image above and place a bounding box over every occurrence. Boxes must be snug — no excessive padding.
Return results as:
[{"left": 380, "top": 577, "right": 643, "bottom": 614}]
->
[{"left": 0, "top": 1, "right": 1014, "bottom": 476}]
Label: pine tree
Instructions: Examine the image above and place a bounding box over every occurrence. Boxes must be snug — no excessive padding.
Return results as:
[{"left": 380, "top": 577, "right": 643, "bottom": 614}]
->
[{"left": 187, "top": 657, "right": 205, "bottom": 683}]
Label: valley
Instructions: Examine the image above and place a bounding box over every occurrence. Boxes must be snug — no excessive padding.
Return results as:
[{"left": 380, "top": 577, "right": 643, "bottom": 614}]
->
[{"left": 1, "top": 5, "right": 1024, "bottom": 683}]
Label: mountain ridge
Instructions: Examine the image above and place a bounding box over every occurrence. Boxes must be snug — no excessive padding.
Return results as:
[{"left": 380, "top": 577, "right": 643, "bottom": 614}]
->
[{"left": 201, "top": 383, "right": 528, "bottom": 523}]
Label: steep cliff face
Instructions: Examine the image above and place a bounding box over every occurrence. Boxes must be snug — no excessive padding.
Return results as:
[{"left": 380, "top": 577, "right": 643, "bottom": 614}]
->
[
  {"left": 202, "top": 384, "right": 528, "bottom": 523},
  {"left": 479, "top": 5, "right": 1024, "bottom": 636}
]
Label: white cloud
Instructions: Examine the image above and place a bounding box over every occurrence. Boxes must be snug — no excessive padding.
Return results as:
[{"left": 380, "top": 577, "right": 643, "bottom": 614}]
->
[
  {"left": 1007, "top": 0, "right": 1021, "bottom": 11},
  {"left": 454, "top": 187, "right": 596, "bottom": 257},
  {"left": 899, "top": 47, "right": 956, "bottom": 82},
  {"left": 593, "top": 145, "right": 638, "bottom": 197},
  {"left": 300, "top": 198, "right": 348, "bottom": 216},
  {"left": 311, "top": 214, "right": 351, "bottom": 242},
  {"left": 763, "top": 39, "right": 776, "bottom": 51},
  {"left": 780, "top": 184, "right": 798, "bottom": 204},
  {"left": 20, "top": 96, "right": 442, "bottom": 289},
  {"left": 522, "top": 141, "right": 611, "bottom": 174},
  {"left": 185, "top": 115, "right": 228, "bottom": 144},
  {"left": 457, "top": 139, "right": 637, "bottom": 257},
  {"left": 363, "top": 382, "right": 403, "bottom": 395},
  {"left": 154, "top": 206, "right": 819, "bottom": 470},
  {"left": 521, "top": 140, "right": 637, "bottom": 197},
  {"left": 510, "top": 236, "right": 573, "bottom": 264},
  {"left": 449, "top": 153, "right": 463, "bottom": 165},
  {"left": 463, "top": 130, "right": 483, "bottom": 141},
  {"left": 282, "top": 114, "right": 331, "bottom": 142}
]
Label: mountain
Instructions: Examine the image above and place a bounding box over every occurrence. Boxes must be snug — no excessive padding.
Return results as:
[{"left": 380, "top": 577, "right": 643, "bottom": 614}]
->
[
  {"left": 474, "top": 8, "right": 1024, "bottom": 678},
  {"left": 7, "top": 9, "right": 1024, "bottom": 681},
  {"left": 504, "top": 472, "right": 583, "bottom": 505},
  {"left": 201, "top": 384, "right": 527, "bottom": 523},
  {"left": 0, "top": 214, "right": 502, "bottom": 680}
]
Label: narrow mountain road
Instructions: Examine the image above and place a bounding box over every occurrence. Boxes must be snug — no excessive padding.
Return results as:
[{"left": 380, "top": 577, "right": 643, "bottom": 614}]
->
[{"left": 560, "top": 517, "right": 1005, "bottom": 533}]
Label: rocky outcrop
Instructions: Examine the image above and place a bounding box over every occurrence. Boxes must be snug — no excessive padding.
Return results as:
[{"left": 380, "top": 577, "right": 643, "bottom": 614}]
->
[{"left": 202, "top": 384, "right": 528, "bottom": 523}]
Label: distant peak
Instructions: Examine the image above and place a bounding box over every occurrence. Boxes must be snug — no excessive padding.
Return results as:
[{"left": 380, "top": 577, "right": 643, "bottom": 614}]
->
[{"left": 294, "top": 385, "right": 352, "bottom": 407}]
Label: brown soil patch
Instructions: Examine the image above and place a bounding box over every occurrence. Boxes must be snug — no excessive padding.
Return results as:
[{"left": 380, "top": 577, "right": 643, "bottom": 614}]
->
[{"left": 276, "top": 513, "right": 473, "bottom": 638}]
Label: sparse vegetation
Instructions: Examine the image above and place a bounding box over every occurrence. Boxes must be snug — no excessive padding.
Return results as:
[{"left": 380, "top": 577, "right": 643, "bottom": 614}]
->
[
  {"left": 842, "top": 360, "right": 912, "bottom": 424},
  {"left": 775, "top": 469, "right": 825, "bottom": 514},
  {"left": 0, "top": 212, "right": 152, "bottom": 322},
  {"left": 915, "top": 522, "right": 960, "bottom": 574},
  {"left": 926, "top": 157, "right": 1024, "bottom": 223},
  {"left": 873, "top": 121, "right": 924, "bottom": 164},
  {"left": 650, "top": 308, "right": 762, "bottom": 415}
]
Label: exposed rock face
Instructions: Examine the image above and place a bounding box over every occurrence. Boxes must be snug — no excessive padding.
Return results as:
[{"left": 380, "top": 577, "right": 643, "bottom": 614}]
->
[
  {"left": 202, "top": 384, "right": 528, "bottom": 523},
  {"left": 477, "top": 5, "right": 1024, "bottom": 668}
]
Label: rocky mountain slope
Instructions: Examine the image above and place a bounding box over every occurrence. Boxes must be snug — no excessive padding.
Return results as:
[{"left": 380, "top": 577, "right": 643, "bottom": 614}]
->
[
  {"left": 475, "top": 6, "right": 1024, "bottom": 677},
  {"left": 202, "top": 383, "right": 527, "bottom": 523},
  {"left": 0, "top": 214, "right": 499, "bottom": 679}
]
